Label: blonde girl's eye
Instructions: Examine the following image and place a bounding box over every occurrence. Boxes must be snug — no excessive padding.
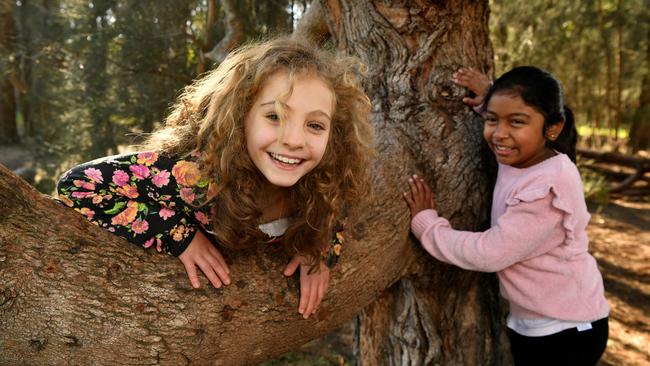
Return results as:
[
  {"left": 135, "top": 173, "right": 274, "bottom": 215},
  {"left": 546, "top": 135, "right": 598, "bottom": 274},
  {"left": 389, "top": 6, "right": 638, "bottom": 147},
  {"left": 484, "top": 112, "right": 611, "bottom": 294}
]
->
[
  {"left": 266, "top": 113, "right": 279, "bottom": 122},
  {"left": 308, "top": 121, "right": 327, "bottom": 132}
]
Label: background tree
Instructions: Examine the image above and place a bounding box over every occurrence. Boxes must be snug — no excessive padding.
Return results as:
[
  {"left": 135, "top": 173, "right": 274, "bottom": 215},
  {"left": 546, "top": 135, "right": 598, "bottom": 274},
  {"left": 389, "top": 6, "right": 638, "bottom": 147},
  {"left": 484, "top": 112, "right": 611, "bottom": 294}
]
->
[
  {"left": 0, "top": 1, "right": 19, "bottom": 144},
  {"left": 490, "top": 0, "right": 649, "bottom": 151}
]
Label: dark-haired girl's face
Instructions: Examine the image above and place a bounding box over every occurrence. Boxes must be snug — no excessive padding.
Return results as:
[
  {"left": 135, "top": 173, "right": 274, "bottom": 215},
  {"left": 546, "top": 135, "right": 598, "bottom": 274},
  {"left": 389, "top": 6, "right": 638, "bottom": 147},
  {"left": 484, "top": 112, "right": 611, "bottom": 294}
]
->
[{"left": 484, "top": 93, "right": 559, "bottom": 169}]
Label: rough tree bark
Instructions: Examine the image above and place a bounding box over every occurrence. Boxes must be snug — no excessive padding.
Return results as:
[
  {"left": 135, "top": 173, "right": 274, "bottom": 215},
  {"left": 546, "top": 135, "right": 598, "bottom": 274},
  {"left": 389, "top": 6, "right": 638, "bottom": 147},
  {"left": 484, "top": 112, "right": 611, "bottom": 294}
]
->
[
  {"left": 319, "top": 1, "right": 508, "bottom": 365},
  {"left": 0, "top": 1, "right": 510, "bottom": 365}
]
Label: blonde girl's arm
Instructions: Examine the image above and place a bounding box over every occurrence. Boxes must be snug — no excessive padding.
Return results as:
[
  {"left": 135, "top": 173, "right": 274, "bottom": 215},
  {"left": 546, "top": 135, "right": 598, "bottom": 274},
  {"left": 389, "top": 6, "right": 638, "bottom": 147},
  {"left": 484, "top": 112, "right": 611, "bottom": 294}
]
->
[{"left": 57, "top": 152, "right": 230, "bottom": 288}]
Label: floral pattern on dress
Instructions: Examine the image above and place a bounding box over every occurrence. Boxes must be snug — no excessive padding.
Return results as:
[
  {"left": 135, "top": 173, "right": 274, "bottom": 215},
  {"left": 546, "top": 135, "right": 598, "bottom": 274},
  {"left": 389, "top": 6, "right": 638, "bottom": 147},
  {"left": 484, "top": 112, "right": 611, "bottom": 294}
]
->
[
  {"left": 57, "top": 152, "right": 212, "bottom": 256},
  {"left": 57, "top": 151, "right": 344, "bottom": 264}
]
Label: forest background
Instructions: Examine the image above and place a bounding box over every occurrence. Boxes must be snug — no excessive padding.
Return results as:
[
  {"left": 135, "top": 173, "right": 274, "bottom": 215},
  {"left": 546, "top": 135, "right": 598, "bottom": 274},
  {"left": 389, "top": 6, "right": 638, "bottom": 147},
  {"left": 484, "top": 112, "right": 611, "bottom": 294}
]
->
[{"left": 0, "top": 0, "right": 648, "bottom": 365}]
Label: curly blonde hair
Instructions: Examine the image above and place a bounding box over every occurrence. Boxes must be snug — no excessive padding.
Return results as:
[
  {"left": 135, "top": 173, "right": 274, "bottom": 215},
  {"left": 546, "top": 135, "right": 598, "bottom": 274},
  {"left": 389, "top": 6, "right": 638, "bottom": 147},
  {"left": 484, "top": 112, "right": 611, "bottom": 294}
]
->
[{"left": 145, "top": 36, "right": 374, "bottom": 262}]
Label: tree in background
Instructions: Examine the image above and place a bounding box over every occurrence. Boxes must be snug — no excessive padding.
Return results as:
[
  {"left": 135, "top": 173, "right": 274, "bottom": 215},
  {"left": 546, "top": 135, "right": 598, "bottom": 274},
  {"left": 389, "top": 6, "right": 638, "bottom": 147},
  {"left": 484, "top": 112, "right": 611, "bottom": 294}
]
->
[
  {"left": 0, "top": 1, "right": 19, "bottom": 144},
  {"left": 490, "top": 0, "right": 649, "bottom": 151}
]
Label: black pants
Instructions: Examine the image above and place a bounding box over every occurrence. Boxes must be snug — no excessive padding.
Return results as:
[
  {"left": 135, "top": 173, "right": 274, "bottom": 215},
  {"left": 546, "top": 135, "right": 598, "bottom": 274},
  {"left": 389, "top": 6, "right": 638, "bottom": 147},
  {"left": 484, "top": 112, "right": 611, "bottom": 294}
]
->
[{"left": 507, "top": 317, "right": 609, "bottom": 366}]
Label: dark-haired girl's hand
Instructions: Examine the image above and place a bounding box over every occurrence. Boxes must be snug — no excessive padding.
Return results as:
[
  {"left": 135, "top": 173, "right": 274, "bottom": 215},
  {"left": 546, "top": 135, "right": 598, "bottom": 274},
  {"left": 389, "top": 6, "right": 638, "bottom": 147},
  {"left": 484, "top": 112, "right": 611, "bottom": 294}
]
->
[
  {"left": 178, "top": 230, "right": 231, "bottom": 289},
  {"left": 284, "top": 255, "right": 330, "bottom": 319},
  {"left": 452, "top": 67, "right": 491, "bottom": 107},
  {"left": 403, "top": 174, "right": 436, "bottom": 217}
]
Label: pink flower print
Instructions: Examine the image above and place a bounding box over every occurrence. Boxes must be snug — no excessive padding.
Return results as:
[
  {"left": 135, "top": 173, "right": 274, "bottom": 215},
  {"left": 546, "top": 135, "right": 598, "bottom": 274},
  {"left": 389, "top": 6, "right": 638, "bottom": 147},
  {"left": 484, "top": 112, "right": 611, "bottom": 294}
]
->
[
  {"left": 195, "top": 211, "right": 209, "bottom": 225},
  {"left": 112, "top": 170, "right": 130, "bottom": 186},
  {"left": 156, "top": 238, "right": 162, "bottom": 252},
  {"left": 111, "top": 201, "right": 139, "bottom": 226},
  {"left": 116, "top": 184, "right": 139, "bottom": 199},
  {"left": 152, "top": 170, "right": 170, "bottom": 188},
  {"left": 78, "top": 207, "right": 95, "bottom": 220},
  {"left": 73, "top": 180, "right": 96, "bottom": 190},
  {"left": 129, "top": 164, "right": 150, "bottom": 180},
  {"left": 159, "top": 207, "right": 175, "bottom": 220},
  {"left": 84, "top": 168, "right": 104, "bottom": 183},
  {"left": 144, "top": 237, "right": 155, "bottom": 248},
  {"left": 171, "top": 161, "right": 201, "bottom": 187},
  {"left": 179, "top": 187, "right": 195, "bottom": 204},
  {"left": 71, "top": 191, "right": 95, "bottom": 199},
  {"left": 136, "top": 152, "right": 158, "bottom": 166},
  {"left": 131, "top": 218, "right": 149, "bottom": 234}
]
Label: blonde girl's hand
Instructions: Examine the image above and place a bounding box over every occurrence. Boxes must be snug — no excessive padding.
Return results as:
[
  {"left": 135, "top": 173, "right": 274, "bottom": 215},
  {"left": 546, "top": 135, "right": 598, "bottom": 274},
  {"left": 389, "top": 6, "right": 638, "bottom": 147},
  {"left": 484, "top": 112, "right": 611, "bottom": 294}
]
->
[
  {"left": 178, "top": 230, "right": 231, "bottom": 289},
  {"left": 403, "top": 174, "right": 436, "bottom": 217},
  {"left": 283, "top": 255, "right": 330, "bottom": 319},
  {"left": 452, "top": 67, "right": 491, "bottom": 107}
]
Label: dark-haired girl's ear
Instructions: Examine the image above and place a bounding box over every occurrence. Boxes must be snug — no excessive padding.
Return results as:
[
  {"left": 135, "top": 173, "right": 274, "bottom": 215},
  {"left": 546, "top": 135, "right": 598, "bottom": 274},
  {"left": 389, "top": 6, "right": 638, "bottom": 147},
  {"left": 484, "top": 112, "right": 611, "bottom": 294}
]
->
[{"left": 546, "top": 120, "right": 565, "bottom": 141}]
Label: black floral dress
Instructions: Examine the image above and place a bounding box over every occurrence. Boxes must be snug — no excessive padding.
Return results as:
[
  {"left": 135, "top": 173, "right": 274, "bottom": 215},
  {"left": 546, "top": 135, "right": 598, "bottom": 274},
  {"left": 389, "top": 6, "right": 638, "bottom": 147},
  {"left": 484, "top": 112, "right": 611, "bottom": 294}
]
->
[{"left": 57, "top": 152, "right": 343, "bottom": 264}]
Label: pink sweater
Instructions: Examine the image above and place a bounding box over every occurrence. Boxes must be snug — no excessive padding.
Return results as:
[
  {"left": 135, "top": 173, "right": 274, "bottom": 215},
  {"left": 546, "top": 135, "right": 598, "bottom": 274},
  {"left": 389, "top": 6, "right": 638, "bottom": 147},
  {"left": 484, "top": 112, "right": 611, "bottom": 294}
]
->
[{"left": 411, "top": 154, "right": 609, "bottom": 321}]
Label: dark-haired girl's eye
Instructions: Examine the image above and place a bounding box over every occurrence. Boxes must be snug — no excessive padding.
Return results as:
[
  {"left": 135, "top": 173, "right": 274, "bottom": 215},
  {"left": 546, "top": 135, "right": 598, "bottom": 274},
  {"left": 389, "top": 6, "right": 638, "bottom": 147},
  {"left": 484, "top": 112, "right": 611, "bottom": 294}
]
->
[{"left": 484, "top": 116, "right": 497, "bottom": 125}]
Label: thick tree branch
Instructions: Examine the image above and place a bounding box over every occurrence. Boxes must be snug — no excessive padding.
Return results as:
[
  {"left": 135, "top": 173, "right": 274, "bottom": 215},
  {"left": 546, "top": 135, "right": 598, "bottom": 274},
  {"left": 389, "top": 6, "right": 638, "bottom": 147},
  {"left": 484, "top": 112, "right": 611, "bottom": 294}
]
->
[{"left": 0, "top": 163, "right": 416, "bottom": 364}]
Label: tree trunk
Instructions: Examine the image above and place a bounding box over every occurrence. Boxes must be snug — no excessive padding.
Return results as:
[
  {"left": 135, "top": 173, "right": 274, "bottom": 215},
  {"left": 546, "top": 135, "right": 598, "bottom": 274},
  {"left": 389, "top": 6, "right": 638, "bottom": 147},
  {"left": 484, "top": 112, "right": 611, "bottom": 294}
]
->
[
  {"left": 630, "top": 21, "right": 650, "bottom": 151},
  {"left": 0, "top": 1, "right": 18, "bottom": 144},
  {"left": 0, "top": 1, "right": 510, "bottom": 365},
  {"left": 320, "top": 1, "right": 509, "bottom": 364}
]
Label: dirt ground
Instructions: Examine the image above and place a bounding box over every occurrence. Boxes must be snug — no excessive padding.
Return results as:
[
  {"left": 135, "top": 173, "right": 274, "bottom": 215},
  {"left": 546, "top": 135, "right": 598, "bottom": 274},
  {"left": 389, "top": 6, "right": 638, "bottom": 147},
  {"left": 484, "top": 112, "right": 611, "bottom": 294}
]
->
[
  {"left": 590, "top": 198, "right": 650, "bottom": 366},
  {"left": 267, "top": 198, "right": 650, "bottom": 366}
]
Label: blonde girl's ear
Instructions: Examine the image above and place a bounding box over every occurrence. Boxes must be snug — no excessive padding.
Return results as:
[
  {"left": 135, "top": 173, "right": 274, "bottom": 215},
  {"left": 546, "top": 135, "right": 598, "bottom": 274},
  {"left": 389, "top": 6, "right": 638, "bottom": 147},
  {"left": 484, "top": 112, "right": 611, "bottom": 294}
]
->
[{"left": 546, "top": 120, "right": 565, "bottom": 141}]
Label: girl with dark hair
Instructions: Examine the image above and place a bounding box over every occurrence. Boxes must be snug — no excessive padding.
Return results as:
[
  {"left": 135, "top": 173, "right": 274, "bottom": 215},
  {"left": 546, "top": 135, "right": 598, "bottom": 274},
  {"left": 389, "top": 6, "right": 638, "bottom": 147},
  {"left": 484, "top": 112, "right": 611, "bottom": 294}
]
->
[
  {"left": 404, "top": 66, "right": 609, "bottom": 365},
  {"left": 57, "top": 37, "right": 374, "bottom": 319}
]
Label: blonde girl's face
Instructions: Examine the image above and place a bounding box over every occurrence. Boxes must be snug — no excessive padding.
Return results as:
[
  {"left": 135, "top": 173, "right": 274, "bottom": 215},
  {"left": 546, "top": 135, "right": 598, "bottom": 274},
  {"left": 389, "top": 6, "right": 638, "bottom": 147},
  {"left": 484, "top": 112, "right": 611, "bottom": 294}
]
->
[
  {"left": 484, "top": 93, "right": 562, "bottom": 169},
  {"left": 244, "top": 71, "right": 334, "bottom": 188}
]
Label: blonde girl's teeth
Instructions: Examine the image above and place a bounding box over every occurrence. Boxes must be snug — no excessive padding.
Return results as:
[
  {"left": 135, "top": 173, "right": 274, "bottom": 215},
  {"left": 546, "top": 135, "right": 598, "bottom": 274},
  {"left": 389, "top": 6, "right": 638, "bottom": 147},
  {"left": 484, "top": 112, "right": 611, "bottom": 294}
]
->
[{"left": 271, "top": 153, "right": 301, "bottom": 164}]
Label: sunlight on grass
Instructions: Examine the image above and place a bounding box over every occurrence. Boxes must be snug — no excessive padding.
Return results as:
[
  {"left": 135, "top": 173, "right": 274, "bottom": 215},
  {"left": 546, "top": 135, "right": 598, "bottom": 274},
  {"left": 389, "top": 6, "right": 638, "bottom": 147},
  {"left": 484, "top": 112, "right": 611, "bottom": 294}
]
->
[{"left": 578, "top": 125, "right": 629, "bottom": 139}]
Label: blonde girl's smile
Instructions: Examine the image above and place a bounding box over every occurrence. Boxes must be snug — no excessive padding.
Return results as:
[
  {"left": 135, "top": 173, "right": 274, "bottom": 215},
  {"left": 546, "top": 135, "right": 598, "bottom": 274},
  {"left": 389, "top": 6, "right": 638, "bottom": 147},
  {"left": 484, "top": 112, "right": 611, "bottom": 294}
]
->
[{"left": 245, "top": 71, "right": 334, "bottom": 188}]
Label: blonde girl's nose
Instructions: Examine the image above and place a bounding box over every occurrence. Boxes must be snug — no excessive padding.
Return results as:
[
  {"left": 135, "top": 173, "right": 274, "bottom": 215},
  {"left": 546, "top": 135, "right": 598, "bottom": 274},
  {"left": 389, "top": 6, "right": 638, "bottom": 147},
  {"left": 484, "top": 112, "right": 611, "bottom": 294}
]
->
[{"left": 279, "top": 120, "right": 306, "bottom": 148}]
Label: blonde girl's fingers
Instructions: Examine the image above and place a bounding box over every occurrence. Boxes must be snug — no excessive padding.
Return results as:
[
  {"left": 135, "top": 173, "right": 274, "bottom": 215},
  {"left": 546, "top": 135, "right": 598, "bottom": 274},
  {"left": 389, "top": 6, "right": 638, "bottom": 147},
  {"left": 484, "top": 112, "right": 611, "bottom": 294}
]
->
[
  {"left": 197, "top": 259, "right": 223, "bottom": 289},
  {"left": 209, "top": 246, "right": 230, "bottom": 274},
  {"left": 205, "top": 253, "right": 230, "bottom": 286},
  {"left": 305, "top": 278, "right": 320, "bottom": 318},
  {"left": 207, "top": 246, "right": 231, "bottom": 278},
  {"left": 315, "top": 274, "right": 330, "bottom": 315},
  {"left": 182, "top": 261, "right": 201, "bottom": 289},
  {"left": 298, "top": 274, "right": 309, "bottom": 316}
]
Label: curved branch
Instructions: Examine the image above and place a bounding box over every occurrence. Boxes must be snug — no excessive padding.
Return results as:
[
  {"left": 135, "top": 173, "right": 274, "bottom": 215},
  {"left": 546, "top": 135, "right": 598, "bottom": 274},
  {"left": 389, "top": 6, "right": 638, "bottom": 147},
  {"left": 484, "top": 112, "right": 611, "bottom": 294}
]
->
[{"left": 0, "top": 163, "right": 416, "bottom": 364}]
